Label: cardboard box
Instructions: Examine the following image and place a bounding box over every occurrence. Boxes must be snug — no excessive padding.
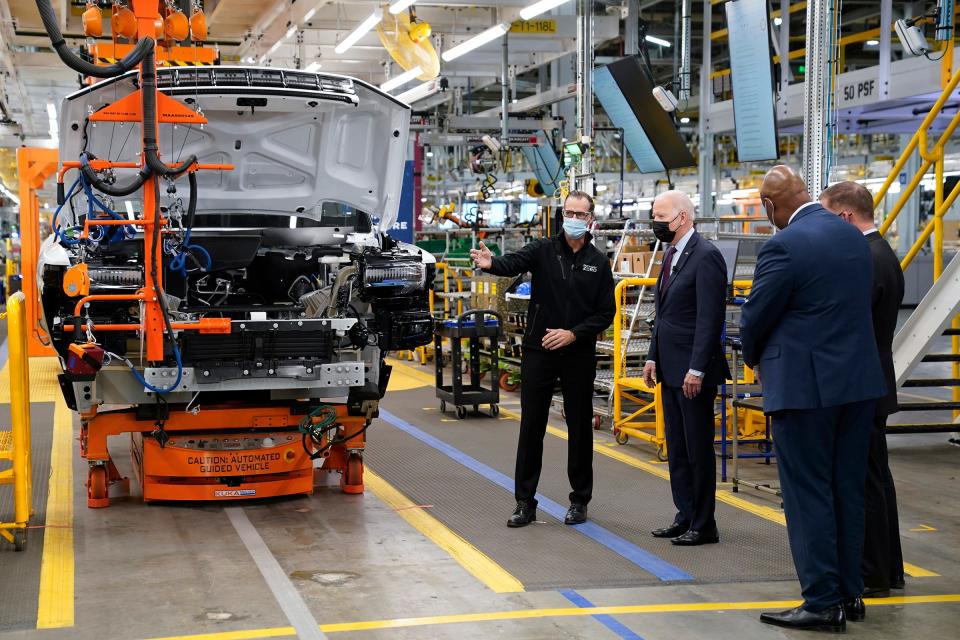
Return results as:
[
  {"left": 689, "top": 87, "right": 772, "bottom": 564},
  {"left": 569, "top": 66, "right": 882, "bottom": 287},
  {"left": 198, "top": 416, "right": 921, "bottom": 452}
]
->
[
  {"left": 618, "top": 252, "right": 640, "bottom": 273},
  {"left": 633, "top": 251, "right": 661, "bottom": 278}
]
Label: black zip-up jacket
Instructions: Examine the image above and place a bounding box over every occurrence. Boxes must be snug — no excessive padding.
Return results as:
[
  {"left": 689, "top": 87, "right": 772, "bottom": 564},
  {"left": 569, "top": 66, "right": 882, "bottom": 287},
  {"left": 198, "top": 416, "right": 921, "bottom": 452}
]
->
[{"left": 485, "top": 233, "right": 616, "bottom": 354}]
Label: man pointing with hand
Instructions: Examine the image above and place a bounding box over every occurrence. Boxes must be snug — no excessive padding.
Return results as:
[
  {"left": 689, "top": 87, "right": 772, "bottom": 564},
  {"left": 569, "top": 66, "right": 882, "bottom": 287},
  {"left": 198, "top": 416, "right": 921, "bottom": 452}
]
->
[{"left": 470, "top": 191, "right": 615, "bottom": 528}]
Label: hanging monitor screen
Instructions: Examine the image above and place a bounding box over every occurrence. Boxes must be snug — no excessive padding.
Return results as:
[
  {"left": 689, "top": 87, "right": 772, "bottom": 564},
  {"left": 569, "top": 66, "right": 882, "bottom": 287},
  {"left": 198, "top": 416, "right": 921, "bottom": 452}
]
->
[
  {"left": 725, "top": 0, "right": 780, "bottom": 162},
  {"left": 593, "top": 57, "right": 695, "bottom": 173},
  {"left": 520, "top": 138, "right": 562, "bottom": 196}
]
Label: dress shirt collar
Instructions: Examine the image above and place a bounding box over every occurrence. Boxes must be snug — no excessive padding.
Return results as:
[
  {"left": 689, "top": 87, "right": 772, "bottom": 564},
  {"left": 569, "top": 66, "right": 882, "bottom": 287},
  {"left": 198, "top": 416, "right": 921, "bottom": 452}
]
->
[
  {"left": 863, "top": 227, "right": 879, "bottom": 235},
  {"left": 670, "top": 226, "right": 695, "bottom": 256},
  {"left": 788, "top": 201, "right": 819, "bottom": 226}
]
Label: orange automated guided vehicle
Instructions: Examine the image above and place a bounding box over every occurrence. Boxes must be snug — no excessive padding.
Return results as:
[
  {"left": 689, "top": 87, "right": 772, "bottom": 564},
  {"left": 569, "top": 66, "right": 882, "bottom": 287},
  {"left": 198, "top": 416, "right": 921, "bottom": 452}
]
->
[{"left": 28, "top": 0, "right": 434, "bottom": 507}]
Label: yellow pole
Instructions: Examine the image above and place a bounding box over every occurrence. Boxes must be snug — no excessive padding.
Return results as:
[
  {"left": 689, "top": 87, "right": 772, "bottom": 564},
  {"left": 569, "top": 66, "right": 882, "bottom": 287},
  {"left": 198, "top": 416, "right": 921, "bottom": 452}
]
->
[
  {"left": 934, "top": 151, "right": 945, "bottom": 280},
  {"left": 8, "top": 292, "right": 31, "bottom": 529}
]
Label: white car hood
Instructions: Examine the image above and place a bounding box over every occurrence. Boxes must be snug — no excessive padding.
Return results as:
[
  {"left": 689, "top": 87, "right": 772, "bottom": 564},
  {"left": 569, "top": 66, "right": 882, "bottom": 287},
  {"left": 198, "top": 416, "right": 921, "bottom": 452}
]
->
[{"left": 59, "top": 66, "right": 411, "bottom": 231}]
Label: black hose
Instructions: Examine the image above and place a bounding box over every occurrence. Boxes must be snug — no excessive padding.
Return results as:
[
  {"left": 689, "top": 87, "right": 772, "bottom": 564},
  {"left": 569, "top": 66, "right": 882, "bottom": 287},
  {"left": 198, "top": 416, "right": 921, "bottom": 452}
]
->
[
  {"left": 139, "top": 49, "right": 197, "bottom": 177},
  {"left": 80, "top": 152, "right": 150, "bottom": 197},
  {"left": 35, "top": 0, "right": 153, "bottom": 78},
  {"left": 149, "top": 178, "right": 180, "bottom": 363},
  {"left": 184, "top": 171, "right": 198, "bottom": 229}
]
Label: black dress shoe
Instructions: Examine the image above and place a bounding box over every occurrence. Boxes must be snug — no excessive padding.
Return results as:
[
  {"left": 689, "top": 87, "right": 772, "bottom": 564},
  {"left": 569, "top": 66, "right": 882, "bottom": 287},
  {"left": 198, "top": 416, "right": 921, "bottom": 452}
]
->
[
  {"left": 671, "top": 529, "right": 720, "bottom": 546},
  {"left": 507, "top": 501, "right": 537, "bottom": 528},
  {"left": 862, "top": 586, "right": 891, "bottom": 598},
  {"left": 651, "top": 523, "right": 688, "bottom": 538},
  {"left": 564, "top": 503, "right": 587, "bottom": 525},
  {"left": 760, "top": 604, "right": 846, "bottom": 633},
  {"left": 842, "top": 597, "right": 865, "bottom": 622}
]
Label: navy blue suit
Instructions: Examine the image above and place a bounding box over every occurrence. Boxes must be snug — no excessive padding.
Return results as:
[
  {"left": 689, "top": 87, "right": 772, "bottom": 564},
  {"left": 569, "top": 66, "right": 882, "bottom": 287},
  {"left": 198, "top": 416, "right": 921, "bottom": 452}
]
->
[
  {"left": 741, "top": 204, "right": 886, "bottom": 612},
  {"left": 647, "top": 231, "right": 731, "bottom": 533}
]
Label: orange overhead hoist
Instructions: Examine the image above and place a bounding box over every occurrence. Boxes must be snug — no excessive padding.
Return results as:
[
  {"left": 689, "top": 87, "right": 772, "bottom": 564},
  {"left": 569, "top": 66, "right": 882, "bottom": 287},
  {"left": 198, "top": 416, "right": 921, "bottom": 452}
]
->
[{"left": 33, "top": 0, "right": 368, "bottom": 507}]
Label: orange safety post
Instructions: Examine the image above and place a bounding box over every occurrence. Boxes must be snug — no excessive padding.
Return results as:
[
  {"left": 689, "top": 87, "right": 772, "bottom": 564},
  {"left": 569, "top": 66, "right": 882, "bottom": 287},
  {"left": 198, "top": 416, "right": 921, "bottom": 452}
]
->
[{"left": 16, "top": 147, "right": 58, "bottom": 357}]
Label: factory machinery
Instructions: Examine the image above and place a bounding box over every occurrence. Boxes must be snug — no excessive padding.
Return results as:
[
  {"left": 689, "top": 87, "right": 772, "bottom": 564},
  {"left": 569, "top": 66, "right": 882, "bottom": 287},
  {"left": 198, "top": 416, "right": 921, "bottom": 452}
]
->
[{"left": 31, "top": 0, "right": 434, "bottom": 507}]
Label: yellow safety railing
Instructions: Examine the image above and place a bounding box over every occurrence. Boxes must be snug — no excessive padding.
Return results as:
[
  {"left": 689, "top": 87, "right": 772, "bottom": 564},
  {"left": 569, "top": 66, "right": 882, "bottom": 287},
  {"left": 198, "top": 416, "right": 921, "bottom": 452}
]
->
[
  {"left": 612, "top": 278, "right": 666, "bottom": 456},
  {"left": 0, "top": 292, "right": 33, "bottom": 550},
  {"left": 612, "top": 277, "right": 756, "bottom": 457},
  {"left": 873, "top": 63, "right": 960, "bottom": 419}
]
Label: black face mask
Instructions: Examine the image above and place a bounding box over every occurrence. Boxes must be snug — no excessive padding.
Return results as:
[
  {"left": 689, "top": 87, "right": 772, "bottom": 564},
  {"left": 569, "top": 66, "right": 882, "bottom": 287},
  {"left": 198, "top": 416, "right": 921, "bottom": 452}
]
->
[{"left": 652, "top": 214, "right": 680, "bottom": 243}]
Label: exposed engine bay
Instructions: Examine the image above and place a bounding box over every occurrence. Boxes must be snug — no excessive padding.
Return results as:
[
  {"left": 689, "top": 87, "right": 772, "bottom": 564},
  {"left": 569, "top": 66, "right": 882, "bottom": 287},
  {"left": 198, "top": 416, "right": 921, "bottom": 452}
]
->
[{"left": 39, "top": 67, "right": 435, "bottom": 417}]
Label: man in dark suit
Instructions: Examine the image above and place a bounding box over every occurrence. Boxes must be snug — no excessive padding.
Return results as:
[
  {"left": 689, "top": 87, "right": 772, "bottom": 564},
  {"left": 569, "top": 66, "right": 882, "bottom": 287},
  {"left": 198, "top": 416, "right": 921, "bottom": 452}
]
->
[
  {"left": 642, "top": 190, "right": 730, "bottom": 546},
  {"left": 820, "top": 181, "right": 906, "bottom": 597},
  {"left": 742, "top": 166, "right": 886, "bottom": 633}
]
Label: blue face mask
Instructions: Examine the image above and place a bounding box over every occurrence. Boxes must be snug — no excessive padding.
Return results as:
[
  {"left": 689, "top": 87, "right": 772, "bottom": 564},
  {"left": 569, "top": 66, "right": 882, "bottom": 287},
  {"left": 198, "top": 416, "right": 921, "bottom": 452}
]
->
[{"left": 563, "top": 217, "right": 589, "bottom": 239}]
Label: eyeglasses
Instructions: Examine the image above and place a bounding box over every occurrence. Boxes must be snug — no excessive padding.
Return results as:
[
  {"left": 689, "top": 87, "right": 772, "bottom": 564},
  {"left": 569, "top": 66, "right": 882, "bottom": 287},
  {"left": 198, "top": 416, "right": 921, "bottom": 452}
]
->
[{"left": 562, "top": 210, "right": 592, "bottom": 220}]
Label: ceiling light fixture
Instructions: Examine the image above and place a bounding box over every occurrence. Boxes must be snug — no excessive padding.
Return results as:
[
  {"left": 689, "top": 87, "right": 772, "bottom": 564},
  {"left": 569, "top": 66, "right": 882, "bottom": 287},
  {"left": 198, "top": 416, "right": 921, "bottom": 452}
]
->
[
  {"left": 380, "top": 66, "right": 423, "bottom": 92},
  {"left": 774, "top": 17, "right": 783, "bottom": 26},
  {"left": 396, "top": 78, "right": 442, "bottom": 103},
  {"left": 305, "top": 61, "right": 323, "bottom": 72},
  {"left": 645, "top": 35, "right": 671, "bottom": 48},
  {"left": 335, "top": 9, "right": 383, "bottom": 55},
  {"left": 865, "top": 39, "right": 880, "bottom": 45},
  {"left": 0, "top": 182, "right": 19, "bottom": 205},
  {"left": 389, "top": 0, "right": 417, "bottom": 15},
  {"left": 442, "top": 24, "right": 508, "bottom": 62},
  {"left": 519, "top": 0, "right": 572, "bottom": 21}
]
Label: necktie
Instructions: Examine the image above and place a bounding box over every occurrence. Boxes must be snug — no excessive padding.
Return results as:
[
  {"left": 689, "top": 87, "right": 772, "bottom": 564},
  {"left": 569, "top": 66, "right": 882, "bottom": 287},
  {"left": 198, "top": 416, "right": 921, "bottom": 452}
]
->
[{"left": 660, "top": 245, "right": 677, "bottom": 292}]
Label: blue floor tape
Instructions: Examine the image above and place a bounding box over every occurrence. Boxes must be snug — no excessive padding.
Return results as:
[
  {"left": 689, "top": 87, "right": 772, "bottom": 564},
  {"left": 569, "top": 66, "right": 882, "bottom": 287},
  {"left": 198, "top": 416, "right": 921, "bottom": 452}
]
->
[
  {"left": 560, "top": 589, "right": 646, "bottom": 640},
  {"left": 379, "top": 409, "right": 693, "bottom": 582}
]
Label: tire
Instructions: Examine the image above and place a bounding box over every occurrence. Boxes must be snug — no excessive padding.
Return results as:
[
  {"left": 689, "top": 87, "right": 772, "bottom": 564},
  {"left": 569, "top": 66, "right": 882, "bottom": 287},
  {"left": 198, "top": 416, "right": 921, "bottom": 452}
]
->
[
  {"left": 456, "top": 405, "right": 467, "bottom": 419},
  {"left": 88, "top": 466, "right": 107, "bottom": 502},
  {"left": 592, "top": 415, "right": 602, "bottom": 430},
  {"left": 657, "top": 445, "right": 669, "bottom": 462},
  {"left": 490, "top": 404, "right": 500, "bottom": 417},
  {"left": 13, "top": 528, "right": 26, "bottom": 552},
  {"left": 614, "top": 428, "right": 629, "bottom": 445}
]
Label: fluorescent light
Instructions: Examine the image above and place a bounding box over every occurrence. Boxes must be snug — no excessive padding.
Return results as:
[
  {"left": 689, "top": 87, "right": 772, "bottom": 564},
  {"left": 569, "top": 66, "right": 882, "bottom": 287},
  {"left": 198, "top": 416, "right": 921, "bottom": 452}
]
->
[
  {"left": 305, "top": 61, "right": 322, "bottom": 72},
  {"left": 289, "top": 216, "right": 297, "bottom": 229},
  {"left": 335, "top": 9, "right": 383, "bottom": 55},
  {"left": 519, "top": 0, "right": 572, "bottom": 20},
  {"left": 442, "top": 24, "right": 507, "bottom": 62},
  {"left": 680, "top": 116, "right": 690, "bottom": 124},
  {"left": 420, "top": 197, "right": 428, "bottom": 203},
  {"left": 389, "top": 0, "right": 417, "bottom": 15},
  {"left": 124, "top": 200, "right": 135, "bottom": 220},
  {"left": 0, "top": 182, "right": 19, "bottom": 205},
  {"left": 380, "top": 66, "right": 423, "bottom": 92},
  {"left": 242, "top": 55, "right": 256, "bottom": 63},
  {"left": 645, "top": 35, "right": 671, "bottom": 48},
  {"left": 774, "top": 17, "right": 782, "bottom": 26},
  {"left": 285, "top": 26, "right": 297, "bottom": 40},
  {"left": 865, "top": 39, "right": 879, "bottom": 46},
  {"left": 426, "top": 151, "right": 434, "bottom": 157},
  {"left": 267, "top": 40, "right": 282, "bottom": 55},
  {"left": 304, "top": 8, "right": 317, "bottom": 22},
  {"left": 396, "top": 79, "right": 441, "bottom": 103}
]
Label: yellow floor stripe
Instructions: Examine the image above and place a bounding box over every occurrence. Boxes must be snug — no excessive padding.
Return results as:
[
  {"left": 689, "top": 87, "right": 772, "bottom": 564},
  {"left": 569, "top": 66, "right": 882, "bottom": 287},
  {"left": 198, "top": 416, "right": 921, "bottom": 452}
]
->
[
  {"left": 144, "top": 594, "right": 960, "bottom": 639},
  {"left": 36, "top": 393, "right": 75, "bottom": 628},
  {"left": 386, "top": 360, "right": 940, "bottom": 579},
  {"left": 365, "top": 467, "right": 523, "bottom": 594},
  {"left": 0, "top": 357, "right": 61, "bottom": 402}
]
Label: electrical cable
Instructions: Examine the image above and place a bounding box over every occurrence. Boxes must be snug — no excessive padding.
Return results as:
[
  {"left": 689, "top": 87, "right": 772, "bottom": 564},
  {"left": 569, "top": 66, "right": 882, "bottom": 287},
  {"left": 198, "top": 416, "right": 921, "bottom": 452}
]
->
[
  {"left": 169, "top": 172, "right": 211, "bottom": 275},
  {"left": 35, "top": 0, "right": 153, "bottom": 78}
]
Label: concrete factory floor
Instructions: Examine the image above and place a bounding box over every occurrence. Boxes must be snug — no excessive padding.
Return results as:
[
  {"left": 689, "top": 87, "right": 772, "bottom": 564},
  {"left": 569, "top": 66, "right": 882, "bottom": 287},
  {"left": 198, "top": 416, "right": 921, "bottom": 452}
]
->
[{"left": 1, "top": 333, "right": 958, "bottom": 639}]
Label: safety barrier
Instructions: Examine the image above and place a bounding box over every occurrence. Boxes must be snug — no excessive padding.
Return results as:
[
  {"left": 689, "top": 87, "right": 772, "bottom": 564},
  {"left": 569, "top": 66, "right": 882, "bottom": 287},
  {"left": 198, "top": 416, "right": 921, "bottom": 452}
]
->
[{"left": 0, "top": 292, "right": 33, "bottom": 550}]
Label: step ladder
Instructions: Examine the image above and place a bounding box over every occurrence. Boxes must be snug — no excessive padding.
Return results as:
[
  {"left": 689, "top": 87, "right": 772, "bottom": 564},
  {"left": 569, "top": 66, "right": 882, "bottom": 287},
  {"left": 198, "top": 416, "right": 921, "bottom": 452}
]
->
[{"left": 892, "top": 252, "right": 960, "bottom": 434}]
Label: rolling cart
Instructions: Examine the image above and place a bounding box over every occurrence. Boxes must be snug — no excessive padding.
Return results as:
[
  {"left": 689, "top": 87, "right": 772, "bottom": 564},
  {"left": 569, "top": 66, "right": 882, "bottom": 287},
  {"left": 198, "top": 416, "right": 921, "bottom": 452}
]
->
[{"left": 435, "top": 309, "right": 502, "bottom": 419}]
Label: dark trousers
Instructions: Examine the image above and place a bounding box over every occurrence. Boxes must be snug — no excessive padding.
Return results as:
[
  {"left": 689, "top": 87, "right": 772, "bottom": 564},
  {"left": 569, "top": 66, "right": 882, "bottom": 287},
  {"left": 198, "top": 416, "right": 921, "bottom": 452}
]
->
[
  {"left": 862, "top": 413, "right": 904, "bottom": 590},
  {"left": 772, "top": 400, "right": 874, "bottom": 612},
  {"left": 661, "top": 383, "right": 718, "bottom": 533},
  {"left": 515, "top": 348, "right": 596, "bottom": 506}
]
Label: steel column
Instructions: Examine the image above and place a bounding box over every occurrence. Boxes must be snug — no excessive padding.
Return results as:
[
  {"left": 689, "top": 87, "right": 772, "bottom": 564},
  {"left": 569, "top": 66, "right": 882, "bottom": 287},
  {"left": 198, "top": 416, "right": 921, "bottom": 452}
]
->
[
  {"left": 576, "top": 0, "right": 594, "bottom": 192},
  {"left": 698, "top": 0, "right": 714, "bottom": 222},
  {"left": 879, "top": 0, "right": 892, "bottom": 99},
  {"left": 801, "top": 0, "right": 831, "bottom": 194},
  {"left": 625, "top": 0, "right": 640, "bottom": 56}
]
